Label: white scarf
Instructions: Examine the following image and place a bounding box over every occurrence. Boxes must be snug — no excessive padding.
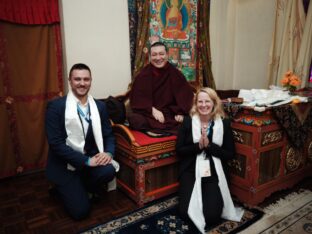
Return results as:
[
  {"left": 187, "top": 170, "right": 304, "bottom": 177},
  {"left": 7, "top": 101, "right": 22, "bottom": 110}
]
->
[
  {"left": 188, "top": 114, "right": 244, "bottom": 233},
  {"left": 65, "top": 91, "right": 119, "bottom": 172}
]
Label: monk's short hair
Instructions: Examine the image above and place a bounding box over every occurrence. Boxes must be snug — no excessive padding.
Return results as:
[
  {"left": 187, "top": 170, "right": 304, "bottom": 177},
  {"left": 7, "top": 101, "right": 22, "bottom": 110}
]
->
[
  {"left": 69, "top": 63, "right": 91, "bottom": 77},
  {"left": 150, "top": 42, "right": 168, "bottom": 53}
]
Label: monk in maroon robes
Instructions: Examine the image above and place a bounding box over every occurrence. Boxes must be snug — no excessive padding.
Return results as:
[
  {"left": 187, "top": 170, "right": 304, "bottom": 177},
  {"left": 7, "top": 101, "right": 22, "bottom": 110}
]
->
[{"left": 128, "top": 42, "right": 194, "bottom": 135}]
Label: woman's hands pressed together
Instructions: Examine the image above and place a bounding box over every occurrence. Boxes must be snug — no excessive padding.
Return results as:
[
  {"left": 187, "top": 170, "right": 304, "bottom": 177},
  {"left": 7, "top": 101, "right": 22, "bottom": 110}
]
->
[{"left": 199, "top": 125, "right": 209, "bottom": 149}]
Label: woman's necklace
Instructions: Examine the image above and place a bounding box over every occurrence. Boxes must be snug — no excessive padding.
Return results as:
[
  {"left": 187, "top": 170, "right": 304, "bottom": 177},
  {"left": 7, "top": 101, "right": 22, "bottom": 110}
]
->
[{"left": 201, "top": 120, "right": 212, "bottom": 134}]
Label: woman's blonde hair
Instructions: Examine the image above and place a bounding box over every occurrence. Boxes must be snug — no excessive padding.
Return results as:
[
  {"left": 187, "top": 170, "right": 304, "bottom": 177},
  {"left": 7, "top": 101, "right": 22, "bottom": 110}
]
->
[{"left": 190, "top": 87, "right": 225, "bottom": 119}]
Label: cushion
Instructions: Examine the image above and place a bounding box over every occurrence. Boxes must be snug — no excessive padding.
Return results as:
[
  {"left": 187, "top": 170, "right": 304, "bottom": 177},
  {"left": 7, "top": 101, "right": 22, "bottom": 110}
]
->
[{"left": 131, "top": 130, "right": 177, "bottom": 146}]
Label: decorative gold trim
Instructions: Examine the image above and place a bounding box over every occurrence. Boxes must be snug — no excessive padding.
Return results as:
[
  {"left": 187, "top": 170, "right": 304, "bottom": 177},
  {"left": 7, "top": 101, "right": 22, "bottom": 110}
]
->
[
  {"left": 130, "top": 141, "right": 176, "bottom": 154},
  {"left": 286, "top": 147, "right": 302, "bottom": 172},
  {"left": 249, "top": 187, "right": 256, "bottom": 193},
  {"left": 262, "top": 131, "right": 283, "bottom": 146},
  {"left": 228, "top": 159, "right": 242, "bottom": 172},
  {"left": 232, "top": 130, "right": 244, "bottom": 144}
]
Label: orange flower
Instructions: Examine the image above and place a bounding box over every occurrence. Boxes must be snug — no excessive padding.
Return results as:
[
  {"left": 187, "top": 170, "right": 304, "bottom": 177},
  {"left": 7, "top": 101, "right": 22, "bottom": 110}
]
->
[
  {"left": 280, "top": 76, "right": 289, "bottom": 85},
  {"left": 289, "top": 75, "right": 301, "bottom": 86},
  {"left": 280, "top": 71, "right": 301, "bottom": 92},
  {"left": 285, "top": 70, "right": 293, "bottom": 77}
]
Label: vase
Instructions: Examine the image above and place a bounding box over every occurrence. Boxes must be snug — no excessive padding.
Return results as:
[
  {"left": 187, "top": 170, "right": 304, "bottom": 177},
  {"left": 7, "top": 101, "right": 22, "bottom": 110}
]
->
[{"left": 288, "top": 86, "right": 297, "bottom": 95}]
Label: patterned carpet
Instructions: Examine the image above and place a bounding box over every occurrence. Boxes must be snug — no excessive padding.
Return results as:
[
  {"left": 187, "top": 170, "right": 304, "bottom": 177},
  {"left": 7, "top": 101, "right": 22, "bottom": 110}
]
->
[
  {"left": 240, "top": 189, "right": 312, "bottom": 234},
  {"left": 80, "top": 196, "right": 263, "bottom": 234}
]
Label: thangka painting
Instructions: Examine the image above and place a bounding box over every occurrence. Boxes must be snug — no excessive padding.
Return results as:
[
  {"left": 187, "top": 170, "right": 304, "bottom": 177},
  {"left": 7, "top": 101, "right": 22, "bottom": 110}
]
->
[{"left": 149, "top": 0, "right": 198, "bottom": 82}]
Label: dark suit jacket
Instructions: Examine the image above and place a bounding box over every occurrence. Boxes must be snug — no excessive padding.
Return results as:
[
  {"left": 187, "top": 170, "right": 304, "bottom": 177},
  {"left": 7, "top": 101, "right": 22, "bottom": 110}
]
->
[
  {"left": 45, "top": 96, "right": 115, "bottom": 185},
  {"left": 175, "top": 116, "right": 235, "bottom": 181}
]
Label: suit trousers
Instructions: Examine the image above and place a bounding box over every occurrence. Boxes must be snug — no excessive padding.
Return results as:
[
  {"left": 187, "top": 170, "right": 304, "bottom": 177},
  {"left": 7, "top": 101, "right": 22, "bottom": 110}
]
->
[{"left": 56, "top": 164, "right": 115, "bottom": 220}]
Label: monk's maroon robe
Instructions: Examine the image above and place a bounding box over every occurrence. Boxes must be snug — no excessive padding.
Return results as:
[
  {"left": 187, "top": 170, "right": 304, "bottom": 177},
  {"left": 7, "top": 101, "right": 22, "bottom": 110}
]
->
[{"left": 129, "top": 63, "right": 193, "bottom": 132}]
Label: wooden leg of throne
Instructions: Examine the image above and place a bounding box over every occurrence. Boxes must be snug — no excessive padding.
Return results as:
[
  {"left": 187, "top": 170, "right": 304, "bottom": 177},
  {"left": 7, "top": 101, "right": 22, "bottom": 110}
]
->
[{"left": 135, "top": 164, "right": 145, "bottom": 207}]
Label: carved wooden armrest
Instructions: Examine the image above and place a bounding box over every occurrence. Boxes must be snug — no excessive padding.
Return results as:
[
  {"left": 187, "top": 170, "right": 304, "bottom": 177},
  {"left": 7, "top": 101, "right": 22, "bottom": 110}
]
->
[{"left": 112, "top": 123, "right": 137, "bottom": 146}]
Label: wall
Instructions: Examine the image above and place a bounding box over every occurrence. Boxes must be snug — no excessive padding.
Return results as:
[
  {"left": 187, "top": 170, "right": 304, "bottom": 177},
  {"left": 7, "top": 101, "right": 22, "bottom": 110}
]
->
[
  {"left": 59, "top": 0, "right": 131, "bottom": 98},
  {"left": 60, "top": 0, "right": 277, "bottom": 93}
]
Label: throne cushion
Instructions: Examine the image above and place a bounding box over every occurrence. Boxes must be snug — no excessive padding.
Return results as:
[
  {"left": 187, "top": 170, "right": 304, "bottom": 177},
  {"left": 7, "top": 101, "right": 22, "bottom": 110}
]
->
[{"left": 130, "top": 130, "right": 177, "bottom": 146}]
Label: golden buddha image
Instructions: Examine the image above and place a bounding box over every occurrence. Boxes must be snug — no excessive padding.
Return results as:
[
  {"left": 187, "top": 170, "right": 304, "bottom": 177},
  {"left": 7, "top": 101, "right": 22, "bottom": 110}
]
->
[{"left": 160, "top": 0, "right": 189, "bottom": 40}]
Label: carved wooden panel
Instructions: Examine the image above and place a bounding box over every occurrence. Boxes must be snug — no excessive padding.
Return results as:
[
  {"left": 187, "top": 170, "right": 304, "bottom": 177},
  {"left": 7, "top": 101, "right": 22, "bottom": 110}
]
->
[
  {"left": 261, "top": 130, "right": 283, "bottom": 146},
  {"left": 232, "top": 129, "right": 252, "bottom": 146},
  {"left": 117, "top": 162, "right": 135, "bottom": 190},
  {"left": 229, "top": 154, "right": 246, "bottom": 178},
  {"left": 285, "top": 146, "right": 303, "bottom": 173},
  {"left": 258, "top": 147, "right": 282, "bottom": 185},
  {"left": 145, "top": 163, "right": 178, "bottom": 192}
]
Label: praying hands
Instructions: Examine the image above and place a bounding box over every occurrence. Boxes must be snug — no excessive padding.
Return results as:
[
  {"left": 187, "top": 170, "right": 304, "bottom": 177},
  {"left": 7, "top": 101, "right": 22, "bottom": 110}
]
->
[{"left": 199, "top": 125, "right": 209, "bottom": 149}]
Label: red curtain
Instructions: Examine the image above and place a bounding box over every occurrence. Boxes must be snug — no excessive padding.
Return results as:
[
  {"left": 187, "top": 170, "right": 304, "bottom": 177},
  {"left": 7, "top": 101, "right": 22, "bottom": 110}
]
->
[
  {"left": 0, "top": 0, "right": 63, "bottom": 178},
  {"left": 0, "top": 0, "right": 60, "bottom": 25}
]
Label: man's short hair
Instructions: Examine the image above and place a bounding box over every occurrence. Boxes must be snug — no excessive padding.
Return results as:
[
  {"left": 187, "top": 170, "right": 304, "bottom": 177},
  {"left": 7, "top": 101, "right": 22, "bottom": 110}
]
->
[
  {"left": 149, "top": 41, "right": 168, "bottom": 54},
  {"left": 69, "top": 63, "right": 91, "bottom": 77}
]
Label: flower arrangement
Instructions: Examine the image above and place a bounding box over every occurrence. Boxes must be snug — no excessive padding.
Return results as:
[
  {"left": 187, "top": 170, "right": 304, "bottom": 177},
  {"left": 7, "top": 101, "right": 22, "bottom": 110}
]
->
[{"left": 280, "top": 71, "right": 301, "bottom": 92}]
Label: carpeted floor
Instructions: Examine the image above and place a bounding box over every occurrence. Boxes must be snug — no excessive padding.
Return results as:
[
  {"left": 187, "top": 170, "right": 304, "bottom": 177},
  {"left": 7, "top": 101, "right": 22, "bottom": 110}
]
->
[
  {"left": 80, "top": 196, "right": 264, "bottom": 234},
  {"left": 240, "top": 189, "right": 312, "bottom": 234},
  {"left": 1, "top": 173, "right": 310, "bottom": 233},
  {"left": 81, "top": 190, "right": 312, "bottom": 234}
]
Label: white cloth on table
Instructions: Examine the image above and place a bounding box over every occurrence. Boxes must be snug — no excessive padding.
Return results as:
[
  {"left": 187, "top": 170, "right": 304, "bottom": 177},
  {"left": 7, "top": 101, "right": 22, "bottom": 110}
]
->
[{"left": 238, "top": 89, "right": 307, "bottom": 110}]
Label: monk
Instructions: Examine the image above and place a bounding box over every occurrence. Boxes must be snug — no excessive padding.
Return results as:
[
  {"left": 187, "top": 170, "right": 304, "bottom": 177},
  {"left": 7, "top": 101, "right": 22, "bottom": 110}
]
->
[{"left": 128, "top": 42, "right": 194, "bottom": 135}]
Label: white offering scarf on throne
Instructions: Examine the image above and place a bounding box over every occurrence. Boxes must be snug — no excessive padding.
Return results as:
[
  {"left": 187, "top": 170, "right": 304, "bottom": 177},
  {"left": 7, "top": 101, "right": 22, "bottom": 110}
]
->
[
  {"left": 65, "top": 91, "right": 119, "bottom": 172},
  {"left": 188, "top": 114, "right": 244, "bottom": 233}
]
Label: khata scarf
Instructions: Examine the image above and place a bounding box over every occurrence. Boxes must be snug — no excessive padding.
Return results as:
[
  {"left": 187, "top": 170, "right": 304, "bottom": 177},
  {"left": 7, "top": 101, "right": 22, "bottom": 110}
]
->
[
  {"left": 188, "top": 114, "right": 244, "bottom": 233},
  {"left": 65, "top": 91, "right": 119, "bottom": 172}
]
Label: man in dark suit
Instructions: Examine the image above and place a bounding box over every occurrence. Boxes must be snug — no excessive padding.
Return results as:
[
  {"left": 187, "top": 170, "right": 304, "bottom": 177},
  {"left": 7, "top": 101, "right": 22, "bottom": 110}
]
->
[{"left": 45, "top": 63, "right": 118, "bottom": 220}]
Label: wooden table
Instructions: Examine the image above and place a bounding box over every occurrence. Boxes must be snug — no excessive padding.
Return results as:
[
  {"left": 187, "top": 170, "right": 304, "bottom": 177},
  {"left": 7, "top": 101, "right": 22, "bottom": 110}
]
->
[{"left": 226, "top": 102, "right": 312, "bottom": 205}]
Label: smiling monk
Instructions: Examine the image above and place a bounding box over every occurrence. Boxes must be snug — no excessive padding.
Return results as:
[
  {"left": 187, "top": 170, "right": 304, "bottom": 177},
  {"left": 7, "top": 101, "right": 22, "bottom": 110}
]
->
[{"left": 128, "top": 42, "right": 194, "bottom": 135}]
